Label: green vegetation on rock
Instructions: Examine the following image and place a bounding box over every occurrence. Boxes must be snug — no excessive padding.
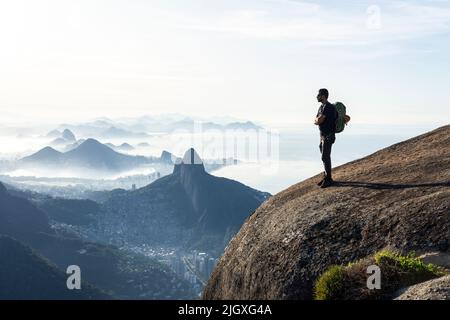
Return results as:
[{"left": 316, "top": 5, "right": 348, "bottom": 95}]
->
[
  {"left": 374, "top": 250, "right": 445, "bottom": 285},
  {"left": 314, "top": 249, "right": 446, "bottom": 300},
  {"left": 314, "top": 265, "right": 345, "bottom": 300}
]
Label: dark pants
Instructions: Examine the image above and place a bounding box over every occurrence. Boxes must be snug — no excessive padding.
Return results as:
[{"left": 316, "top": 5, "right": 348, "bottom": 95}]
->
[{"left": 319, "top": 133, "right": 335, "bottom": 180}]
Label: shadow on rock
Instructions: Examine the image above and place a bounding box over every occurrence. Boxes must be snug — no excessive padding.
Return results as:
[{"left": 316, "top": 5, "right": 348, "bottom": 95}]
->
[{"left": 333, "top": 181, "right": 450, "bottom": 190}]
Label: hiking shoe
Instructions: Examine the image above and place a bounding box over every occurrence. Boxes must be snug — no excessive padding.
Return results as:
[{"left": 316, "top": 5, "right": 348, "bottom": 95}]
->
[
  {"left": 320, "top": 178, "right": 334, "bottom": 188},
  {"left": 317, "top": 175, "right": 331, "bottom": 186}
]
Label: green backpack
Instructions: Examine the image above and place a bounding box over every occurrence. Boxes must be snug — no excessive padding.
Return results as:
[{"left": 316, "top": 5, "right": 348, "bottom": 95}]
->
[{"left": 334, "top": 102, "right": 347, "bottom": 133}]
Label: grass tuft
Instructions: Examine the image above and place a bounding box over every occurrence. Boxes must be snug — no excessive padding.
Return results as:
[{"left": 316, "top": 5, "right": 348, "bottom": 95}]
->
[
  {"left": 314, "top": 265, "right": 345, "bottom": 300},
  {"left": 313, "top": 249, "right": 446, "bottom": 300}
]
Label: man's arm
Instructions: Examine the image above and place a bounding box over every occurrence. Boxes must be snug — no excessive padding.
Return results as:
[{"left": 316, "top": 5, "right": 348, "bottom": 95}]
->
[{"left": 314, "top": 114, "right": 326, "bottom": 125}]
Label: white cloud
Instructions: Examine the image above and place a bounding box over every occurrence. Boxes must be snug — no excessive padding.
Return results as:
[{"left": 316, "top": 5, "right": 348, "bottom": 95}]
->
[{"left": 172, "top": 1, "right": 450, "bottom": 46}]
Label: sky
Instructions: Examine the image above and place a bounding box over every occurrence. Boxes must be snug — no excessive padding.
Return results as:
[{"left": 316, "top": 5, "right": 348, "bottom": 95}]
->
[{"left": 0, "top": 0, "right": 450, "bottom": 126}]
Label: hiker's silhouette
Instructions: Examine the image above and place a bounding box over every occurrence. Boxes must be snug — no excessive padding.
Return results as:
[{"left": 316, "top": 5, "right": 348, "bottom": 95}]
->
[{"left": 315, "top": 88, "right": 338, "bottom": 188}]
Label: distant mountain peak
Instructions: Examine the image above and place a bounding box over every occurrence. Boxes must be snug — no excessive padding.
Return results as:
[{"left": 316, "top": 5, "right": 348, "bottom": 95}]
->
[
  {"left": 19, "top": 146, "right": 62, "bottom": 164},
  {"left": 117, "top": 143, "right": 134, "bottom": 151},
  {"left": 42, "top": 146, "right": 59, "bottom": 152},
  {"left": 69, "top": 138, "right": 116, "bottom": 155},
  {"left": 120, "top": 143, "right": 132, "bottom": 147},
  {"left": 78, "top": 138, "right": 106, "bottom": 148},
  {"left": 61, "top": 129, "right": 76, "bottom": 142},
  {"left": 34, "top": 146, "right": 62, "bottom": 157},
  {"left": 173, "top": 148, "right": 205, "bottom": 175},
  {"left": 160, "top": 150, "right": 176, "bottom": 164},
  {"left": 83, "top": 137, "right": 100, "bottom": 144}
]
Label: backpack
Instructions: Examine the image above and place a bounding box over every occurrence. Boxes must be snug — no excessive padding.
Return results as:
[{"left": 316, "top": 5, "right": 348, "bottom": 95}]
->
[{"left": 334, "top": 102, "right": 348, "bottom": 133}]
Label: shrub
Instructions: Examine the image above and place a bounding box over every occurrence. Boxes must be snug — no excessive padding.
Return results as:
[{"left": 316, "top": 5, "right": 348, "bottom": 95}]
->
[
  {"left": 313, "top": 250, "right": 446, "bottom": 300},
  {"left": 373, "top": 250, "right": 445, "bottom": 293},
  {"left": 314, "top": 265, "right": 345, "bottom": 300}
]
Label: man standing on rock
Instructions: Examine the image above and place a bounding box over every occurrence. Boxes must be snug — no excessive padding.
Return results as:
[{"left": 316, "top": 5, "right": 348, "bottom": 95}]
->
[{"left": 314, "top": 88, "right": 338, "bottom": 188}]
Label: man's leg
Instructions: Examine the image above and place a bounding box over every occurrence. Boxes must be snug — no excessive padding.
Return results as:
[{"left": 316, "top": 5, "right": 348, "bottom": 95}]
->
[
  {"left": 321, "top": 136, "right": 334, "bottom": 181},
  {"left": 318, "top": 139, "right": 326, "bottom": 185}
]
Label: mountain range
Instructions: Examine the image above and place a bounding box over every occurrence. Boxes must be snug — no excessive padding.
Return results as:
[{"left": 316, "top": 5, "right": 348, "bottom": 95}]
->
[
  {"left": 48, "top": 128, "right": 77, "bottom": 147},
  {"left": 105, "top": 142, "right": 135, "bottom": 152},
  {"left": 20, "top": 138, "right": 150, "bottom": 172},
  {"left": 54, "top": 117, "right": 262, "bottom": 138},
  {"left": 47, "top": 128, "right": 76, "bottom": 141}
]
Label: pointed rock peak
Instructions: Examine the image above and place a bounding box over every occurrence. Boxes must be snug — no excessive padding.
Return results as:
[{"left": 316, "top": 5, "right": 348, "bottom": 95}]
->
[
  {"left": 182, "top": 148, "right": 203, "bottom": 165},
  {"left": 173, "top": 148, "right": 205, "bottom": 174}
]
